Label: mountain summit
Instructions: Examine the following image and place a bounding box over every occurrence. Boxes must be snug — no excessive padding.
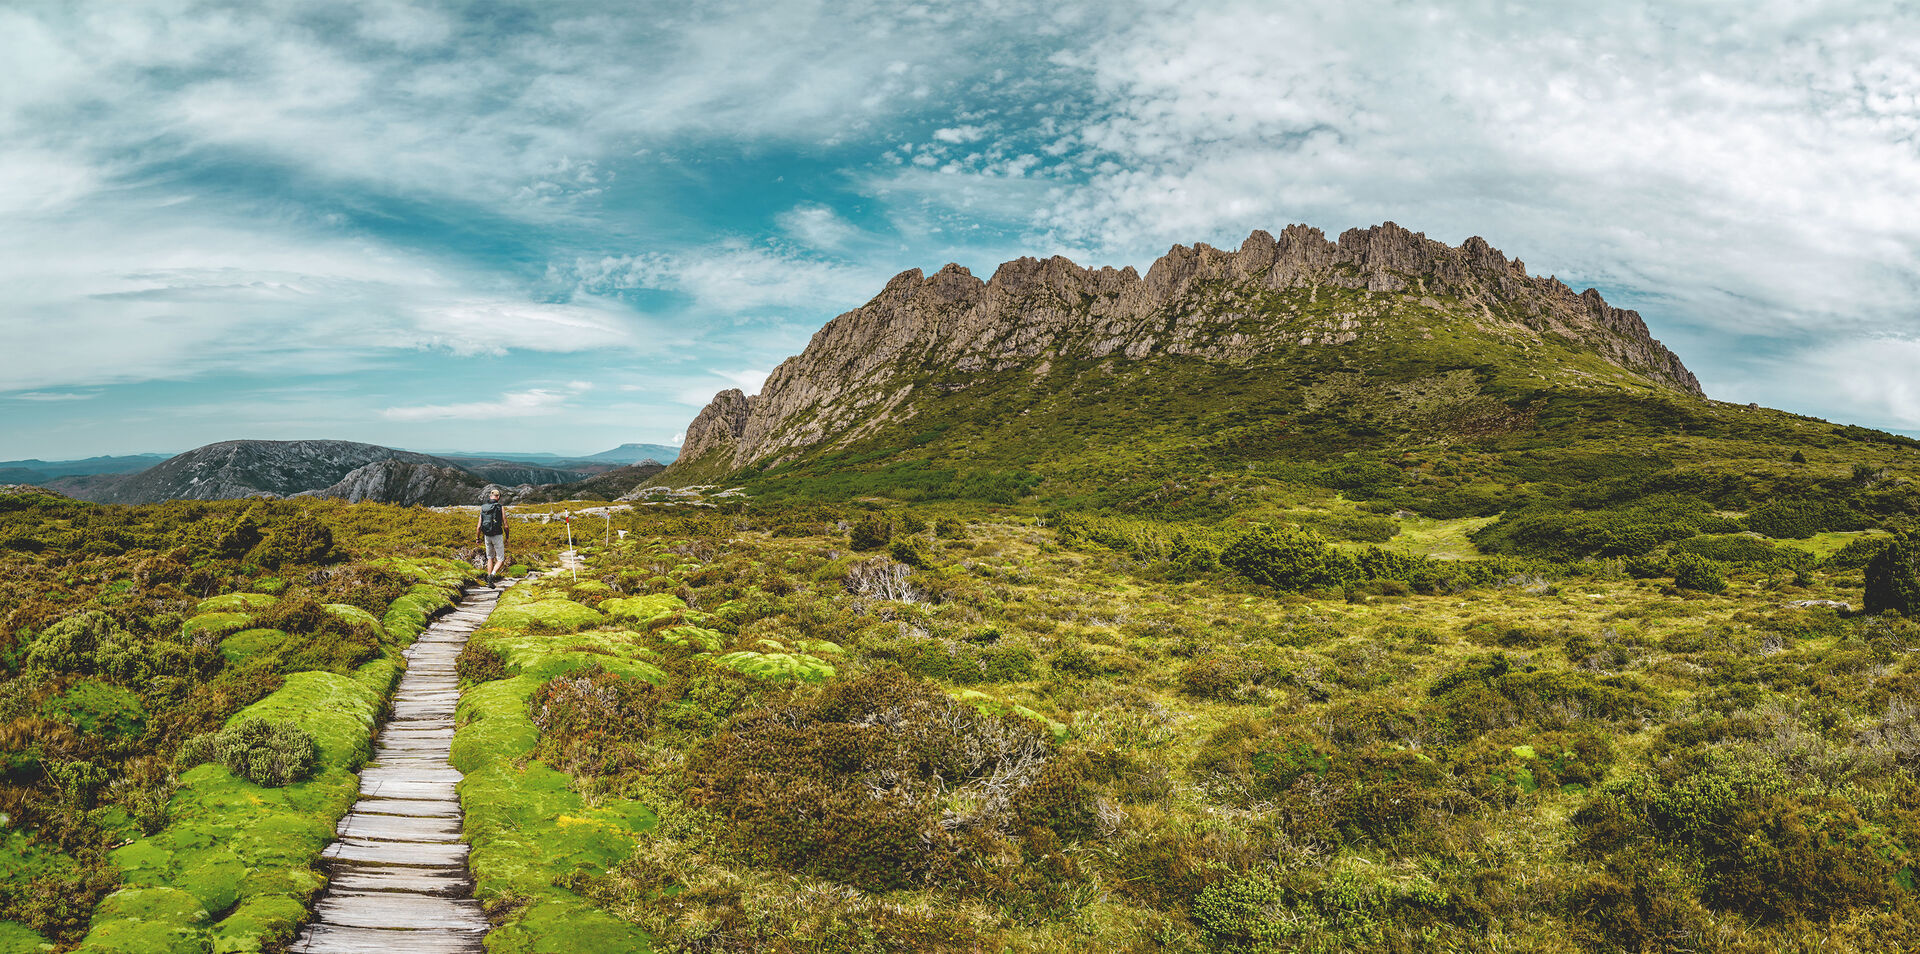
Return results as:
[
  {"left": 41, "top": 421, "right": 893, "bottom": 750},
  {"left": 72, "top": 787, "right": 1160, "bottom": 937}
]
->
[{"left": 667, "top": 223, "right": 1698, "bottom": 485}]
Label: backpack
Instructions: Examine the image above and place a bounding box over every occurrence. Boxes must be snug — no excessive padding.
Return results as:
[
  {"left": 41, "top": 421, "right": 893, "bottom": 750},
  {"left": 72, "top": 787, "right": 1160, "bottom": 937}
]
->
[{"left": 480, "top": 502, "right": 504, "bottom": 536}]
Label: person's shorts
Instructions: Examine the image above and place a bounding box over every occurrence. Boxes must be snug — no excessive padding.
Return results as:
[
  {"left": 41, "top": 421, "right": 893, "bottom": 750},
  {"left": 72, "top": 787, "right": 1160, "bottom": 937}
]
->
[{"left": 484, "top": 533, "right": 506, "bottom": 564}]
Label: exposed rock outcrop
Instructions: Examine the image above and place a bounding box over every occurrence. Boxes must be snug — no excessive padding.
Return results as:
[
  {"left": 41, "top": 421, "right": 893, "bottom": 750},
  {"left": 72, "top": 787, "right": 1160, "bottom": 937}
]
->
[
  {"left": 300, "top": 459, "right": 489, "bottom": 507},
  {"left": 669, "top": 223, "right": 1701, "bottom": 476}
]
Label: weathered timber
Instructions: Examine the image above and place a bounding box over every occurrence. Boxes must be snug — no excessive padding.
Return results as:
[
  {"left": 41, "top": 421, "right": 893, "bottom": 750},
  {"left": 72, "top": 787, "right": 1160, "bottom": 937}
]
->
[{"left": 290, "top": 578, "right": 528, "bottom": 954}]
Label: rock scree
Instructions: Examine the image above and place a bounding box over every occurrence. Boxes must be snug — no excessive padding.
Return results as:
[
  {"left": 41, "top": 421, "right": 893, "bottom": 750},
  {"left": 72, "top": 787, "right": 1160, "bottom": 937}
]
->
[{"left": 291, "top": 575, "right": 531, "bottom": 953}]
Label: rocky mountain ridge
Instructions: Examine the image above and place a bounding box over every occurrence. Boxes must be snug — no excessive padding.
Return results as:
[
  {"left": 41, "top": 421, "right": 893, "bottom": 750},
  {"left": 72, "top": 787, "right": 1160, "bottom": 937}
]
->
[
  {"left": 670, "top": 223, "right": 1700, "bottom": 476},
  {"left": 66, "top": 440, "right": 601, "bottom": 505}
]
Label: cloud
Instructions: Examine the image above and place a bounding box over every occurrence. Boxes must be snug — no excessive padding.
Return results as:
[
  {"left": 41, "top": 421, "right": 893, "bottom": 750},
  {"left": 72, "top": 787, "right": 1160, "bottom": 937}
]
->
[
  {"left": 563, "top": 243, "right": 883, "bottom": 316},
  {"left": 777, "top": 204, "right": 860, "bottom": 249},
  {"left": 9, "top": 391, "right": 96, "bottom": 402},
  {"left": 931, "top": 125, "right": 987, "bottom": 144},
  {"left": 1748, "top": 335, "right": 1920, "bottom": 432},
  {"left": 1034, "top": 1, "right": 1920, "bottom": 355},
  {"left": 381, "top": 383, "right": 591, "bottom": 422}
]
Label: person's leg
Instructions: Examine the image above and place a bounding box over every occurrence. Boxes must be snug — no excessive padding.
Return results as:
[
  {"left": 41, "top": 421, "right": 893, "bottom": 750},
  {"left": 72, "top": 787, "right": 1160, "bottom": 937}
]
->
[{"left": 485, "top": 534, "right": 505, "bottom": 584}]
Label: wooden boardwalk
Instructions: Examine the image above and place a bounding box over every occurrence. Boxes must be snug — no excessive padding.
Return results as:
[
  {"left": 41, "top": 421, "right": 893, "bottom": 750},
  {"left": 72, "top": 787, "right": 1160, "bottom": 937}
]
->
[{"left": 291, "top": 579, "right": 513, "bottom": 953}]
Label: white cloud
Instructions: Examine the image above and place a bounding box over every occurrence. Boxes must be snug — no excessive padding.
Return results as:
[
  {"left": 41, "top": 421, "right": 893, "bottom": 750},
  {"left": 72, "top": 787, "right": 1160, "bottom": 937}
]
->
[
  {"left": 564, "top": 243, "right": 882, "bottom": 315},
  {"left": 381, "top": 382, "right": 592, "bottom": 422},
  {"left": 777, "top": 204, "right": 861, "bottom": 249},
  {"left": 931, "top": 125, "right": 986, "bottom": 143},
  {"left": 1036, "top": 1, "right": 1920, "bottom": 353},
  {"left": 9, "top": 391, "right": 96, "bottom": 402},
  {"left": 1749, "top": 336, "right": 1920, "bottom": 431}
]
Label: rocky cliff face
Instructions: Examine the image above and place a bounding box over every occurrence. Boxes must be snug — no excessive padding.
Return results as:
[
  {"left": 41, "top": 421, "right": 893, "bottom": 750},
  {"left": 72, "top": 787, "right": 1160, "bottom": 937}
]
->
[
  {"left": 300, "top": 459, "right": 490, "bottom": 507},
  {"left": 92, "top": 440, "right": 448, "bottom": 504},
  {"left": 79, "top": 440, "right": 586, "bottom": 505},
  {"left": 669, "top": 223, "right": 1702, "bottom": 476}
]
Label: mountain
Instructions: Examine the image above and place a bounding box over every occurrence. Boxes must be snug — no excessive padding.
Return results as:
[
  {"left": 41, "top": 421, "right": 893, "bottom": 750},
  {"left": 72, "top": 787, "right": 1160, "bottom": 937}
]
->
[
  {"left": 78, "top": 440, "right": 449, "bottom": 504},
  {"left": 582, "top": 443, "right": 681, "bottom": 464},
  {"left": 666, "top": 223, "right": 1695, "bottom": 485},
  {"left": 660, "top": 222, "right": 1920, "bottom": 516},
  {"left": 296, "top": 458, "right": 492, "bottom": 507},
  {"left": 0, "top": 453, "right": 171, "bottom": 482},
  {"left": 512, "top": 462, "right": 669, "bottom": 503}
]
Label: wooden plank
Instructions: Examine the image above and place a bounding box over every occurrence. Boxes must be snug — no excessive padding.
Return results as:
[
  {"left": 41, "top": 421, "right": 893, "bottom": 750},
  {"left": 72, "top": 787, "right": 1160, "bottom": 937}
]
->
[
  {"left": 325, "top": 867, "right": 470, "bottom": 895},
  {"left": 291, "top": 924, "right": 485, "bottom": 953},
  {"left": 351, "top": 797, "right": 460, "bottom": 818},
  {"left": 322, "top": 838, "right": 467, "bottom": 866},
  {"left": 313, "top": 892, "right": 488, "bottom": 931},
  {"left": 336, "top": 813, "right": 462, "bottom": 840}
]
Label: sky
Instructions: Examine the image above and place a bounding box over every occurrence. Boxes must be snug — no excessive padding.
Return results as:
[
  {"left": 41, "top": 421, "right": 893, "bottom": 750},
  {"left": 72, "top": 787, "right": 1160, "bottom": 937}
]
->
[{"left": 4, "top": 0, "right": 1919, "bottom": 460}]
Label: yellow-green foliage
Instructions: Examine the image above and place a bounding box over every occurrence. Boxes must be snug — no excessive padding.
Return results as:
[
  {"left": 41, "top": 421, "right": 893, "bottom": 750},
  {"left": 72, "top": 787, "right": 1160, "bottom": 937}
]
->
[
  {"left": 454, "top": 583, "right": 658, "bottom": 952},
  {"left": 600, "top": 593, "right": 687, "bottom": 624},
  {"left": 216, "top": 628, "right": 286, "bottom": 664},
  {"left": 321, "top": 603, "right": 384, "bottom": 641},
  {"left": 194, "top": 593, "right": 276, "bottom": 615},
  {"left": 71, "top": 568, "right": 463, "bottom": 954},
  {"left": 0, "top": 921, "right": 55, "bottom": 953},
  {"left": 78, "top": 667, "right": 379, "bottom": 952},
  {"left": 179, "top": 612, "right": 253, "bottom": 643}
]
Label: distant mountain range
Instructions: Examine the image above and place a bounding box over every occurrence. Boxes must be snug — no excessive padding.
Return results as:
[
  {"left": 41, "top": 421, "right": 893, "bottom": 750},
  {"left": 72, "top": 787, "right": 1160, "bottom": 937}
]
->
[
  {"left": 28, "top": 440, "right": 674, "bottom": 506},
  {"left": 0, "top": 453, "right": 171, "bottom": 484}
]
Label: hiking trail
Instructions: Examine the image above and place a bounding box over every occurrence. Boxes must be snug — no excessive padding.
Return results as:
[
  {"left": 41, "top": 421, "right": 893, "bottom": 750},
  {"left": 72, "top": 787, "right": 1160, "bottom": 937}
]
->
[{"left": 291, "top": 575, "right": 529, "bottom": 953}]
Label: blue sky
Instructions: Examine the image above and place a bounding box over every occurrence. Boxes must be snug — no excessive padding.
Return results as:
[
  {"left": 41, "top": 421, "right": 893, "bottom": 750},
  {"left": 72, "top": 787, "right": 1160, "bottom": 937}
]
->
[{"left": 5, "top": 1, "right": 1919, "bottom": 459}]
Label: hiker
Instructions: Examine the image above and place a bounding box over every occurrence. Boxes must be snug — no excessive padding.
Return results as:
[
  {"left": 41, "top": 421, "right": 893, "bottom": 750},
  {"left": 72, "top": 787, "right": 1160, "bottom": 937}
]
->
[{"left": 477, "top": 488, "right": 510, "bottom": 586}]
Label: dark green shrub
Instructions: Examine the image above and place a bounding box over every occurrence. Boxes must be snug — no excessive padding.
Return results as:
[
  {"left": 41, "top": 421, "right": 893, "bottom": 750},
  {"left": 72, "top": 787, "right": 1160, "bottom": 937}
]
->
[
  {"left": 24, "top": 611, "right": 201, "bottom": 683},
  {"left": 1865, "top": 536, "right": 1920, "bottom": 617},
  {"left": 1669, "top": 553, "right": 1727, "bottom": 594},
  {"left": 1670, "top": 534, "right": 1777, "bottom": 564},
  {"left": 1828, "top": 535, "right": 1893, "bottom": 571},
  {"left": 1745, "top": 497, "right": 1869, "bottom": 539},
  {"left": 252, "top": 520, "right": 335, "bottom": 569},
  {"left": 848, "top": 515, "right": 893, "bottom": 551},
  {"left": 178, "top": 718, "right": 318, "bottom": 787},
  {"left": 1178, "top": 654, "right": 1270, "bottom": 701},
  {"left": 455, "top": 640, "right": 511, "bottom": 684},
  {"left": 1221, "top": 525, "right": 1353, "bottom": 591},
  {"left": 530, "top": 664, "right": 662, "bottom": 777}
]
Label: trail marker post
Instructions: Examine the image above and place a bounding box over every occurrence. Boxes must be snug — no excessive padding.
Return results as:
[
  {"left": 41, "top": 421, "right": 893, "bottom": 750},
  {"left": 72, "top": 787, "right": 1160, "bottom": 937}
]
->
[{"left": 565, "top": 510, "right": 576, "bottom": 582}]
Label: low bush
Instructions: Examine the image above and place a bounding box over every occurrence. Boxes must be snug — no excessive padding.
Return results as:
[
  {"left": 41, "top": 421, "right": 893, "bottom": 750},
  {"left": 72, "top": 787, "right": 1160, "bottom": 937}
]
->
[
  {"left": 176, "top": 718, "right": 318, "bottom": 787},
  {"left": 1669, "top": 552, "right": 1728, "bottom": 594},
  {"left": 1865, "top": 536, "right": 1920, "bottom": 617}
]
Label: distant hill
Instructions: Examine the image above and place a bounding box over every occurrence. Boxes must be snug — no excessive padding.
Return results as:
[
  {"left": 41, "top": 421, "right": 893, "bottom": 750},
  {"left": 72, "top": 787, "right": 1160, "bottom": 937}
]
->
[
  {"left": 512, "top": 462, "right": 669, "bottom": 503},
  {"left": 57, "top": 440, "right": 590, "bottom": 506},
  {"left": 581, "top": 443, "right": 680, "bottom": 464},
  {"left": 0, "top": 453, "right": 170, "bottom": 483}
]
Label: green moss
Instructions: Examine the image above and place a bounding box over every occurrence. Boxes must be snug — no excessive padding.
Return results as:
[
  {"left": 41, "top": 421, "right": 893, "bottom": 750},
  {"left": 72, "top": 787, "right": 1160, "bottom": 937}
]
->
[
  {"left": 180, "top": 613, "right": 254, "bottom": 643},
  {"left": 194, "top": 593, "right": 277, "bottom": 616},
  {"left": 599, "top": 593, "right": 687, "bottom": 624},
  {"left": 75, "top": 888, "right": 211, "bottom": 954},
  {"left": 486, "top": 598, "right": 605, "bottom": 634},
  {"left": 381, "top": 585, "right": 455, "bottom": 644},
  {"left": 658, "top": 625, "right": 724, "bottom": 652},
  {"left": 39, "top": 681, "right": 144, "bottom": 738},
  {"left": 455, "top": 594, "right": 658, "bottom": 951},
  {"left": 713, "top": 649, "right": 835, "bottom": 682},
  {"left": 0, "top": 922, "right": 54, "bottom": 954},
  {"left": 216, "top": 629, "right": 286, "bottom": 664},
  {"left": 321, "top": 603, "right": 384, "bottom": 640}
]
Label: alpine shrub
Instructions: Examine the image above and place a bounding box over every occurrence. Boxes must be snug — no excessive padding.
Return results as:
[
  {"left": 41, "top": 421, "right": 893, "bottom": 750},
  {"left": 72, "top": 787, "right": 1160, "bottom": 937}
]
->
[
  {"left": 1669, "top": 553, "right": 1728, "bottom": 594},
  {"left": 1221, "top": 525, "right": 1352, "bottom": 592},
  {"left": 177, "top": 718, "right": 318, "bottom": 787},
  {"left": 1865, "top": 536, "right": 1920, "bottom": 617}
]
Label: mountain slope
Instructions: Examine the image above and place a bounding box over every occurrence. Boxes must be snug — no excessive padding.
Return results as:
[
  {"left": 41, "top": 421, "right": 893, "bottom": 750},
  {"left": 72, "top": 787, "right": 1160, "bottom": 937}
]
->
[
  {"left": 665, "top": 224, "right": 1691, "bottom": 482},
  {"left": 86, "top": 440, "right": 446, "bottom": 504},
  {"left": 658, "top": 223, "right": 1920, "bottom": 521},
  {"left": 583, "top": 443, "right": 681, "bottom": 464}
]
